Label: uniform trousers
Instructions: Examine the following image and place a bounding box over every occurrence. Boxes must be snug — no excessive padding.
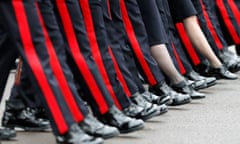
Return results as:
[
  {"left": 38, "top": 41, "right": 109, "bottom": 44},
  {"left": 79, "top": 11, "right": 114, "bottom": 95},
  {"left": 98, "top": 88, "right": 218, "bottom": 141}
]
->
[
  {"left": 215, "top": 0, "right": 240, "bottom": 45},
  {"left": 0, "top": 0, "right": 89, "bottom": 135},
  {"left": 9, "top": 65, "right": 43, "bottom": 109},
  {"left": 52, "top": 0, "right": 114, "bottom": 116},
  {"left": 118, "top": 0, "right": 166, "bottom": 87},
  {"left": 155, "top": 0, "right": 194, "bottom": 75},
  {"left": 79, "top": 0, "right": 132, "bottom": 109},
  {"left": 104, "top": 0, "right": 148, "bottom": 95},
  {"left": 165, "top": 0, "right": 205, "bottom": 67},
  {"left": 191, "top": 0, "right": 229, "bottom": 55},
  {"left": 175, "top": 22, "right": 206, "bottom": 66},
  {"left": 0, "top": 28, "right": 18, "bottom": 101},
  {"left": 235, "top": 0, "right": 240, "bottom": 9},
  {"left": 135, "top": 0, "right": 181, "bottom": 75}
]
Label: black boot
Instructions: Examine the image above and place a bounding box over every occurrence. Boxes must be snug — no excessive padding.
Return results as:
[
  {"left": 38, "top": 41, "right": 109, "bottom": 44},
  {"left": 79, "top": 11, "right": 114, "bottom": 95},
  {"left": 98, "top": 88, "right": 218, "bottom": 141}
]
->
[
  {"left": 142, "top": 91, "right": 171, "bottom": 105},
  {"left": 79, "top": 114, "right": 119, "bottom": 139},
  {"left": 149, "top": 81, "right": 191, "bottom": 106},
  {"left": 172, "top": 80, "right": 206, "bottom": 99},
  {"left": 219, "top": 48, "right": 240, "bottom": 73},
  {"left": 99, "top": 106, "right": 144, "bottom": 134},
  {"left": 185, "top": 79, "right": 207, "bottom": 90},
  {"left": 207, "top": 65, "right": 238, "bottom": 80},
  {"left": 195, "top": 59, "right": 238, "bottom": 80},
  {"left": 0, "top": 127, "right": 16, "bottom": 140},
  {"left": 122, "top": 102, "right": 144, "bottom": 119},
  {"left": 130, "top": 92, "right": 160, "bottom": 121},
  {"left": 56, "top": 123, "right": 104, "bottom": 144},
  {"left": 2, "top": 101, "right": 50, "bottom": 131},
  {"left": 185, "top": 70, "right": 216, "bottom": 90}
]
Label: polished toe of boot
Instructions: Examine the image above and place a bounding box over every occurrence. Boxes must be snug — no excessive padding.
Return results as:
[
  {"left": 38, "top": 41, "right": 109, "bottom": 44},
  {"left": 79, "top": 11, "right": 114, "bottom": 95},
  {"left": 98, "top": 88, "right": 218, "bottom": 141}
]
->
[
  {"left": 0, "top": 127, "right": 16, "bottom": 140},
  {"left": 79, "top": 114, "right": 119, "bottom": 139},
  {"left": 157, "top": 104, "right": 168, "bottom": 115},
  {"left": 56, "top": 123, "right": 104, "bottom": 144},
  {"left": 142, "top": 91, "right": 172, "bottom": 105},
  {"left": 172, "top": 81, "right": 206, "bottom": 99},
  {"left": 99, "top": 106, "right": 144, "bottom": 133},
  {"left": 2, "top": 107, "right": 50, "bottom": 131},
  {"left": 131, "top": 93, "right": 160, "bottom": 121},
  {"left": 208, "top": 66, "right": 238, "bottom": 80},
  {"left": 186, "top": 79, "right": 207, "bottom": 90}
]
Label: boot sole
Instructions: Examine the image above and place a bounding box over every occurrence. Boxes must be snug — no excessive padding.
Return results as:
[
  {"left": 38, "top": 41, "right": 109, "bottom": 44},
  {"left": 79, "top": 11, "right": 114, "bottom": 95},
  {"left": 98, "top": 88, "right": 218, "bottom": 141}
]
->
[
  {"left": 119, "top": 123, "right": 144, "bottom": 134},
  {"left": 191, "top": 95, "right": 206, "bottom": 100},
  {"left": 169, "top": 98, "right": 191, "bottom": 106},
  {"left": 195, "top": 80, "right": 216, "bottom": 90},
  {"left": 141, "top": 109, "right": 161, "bottom": 121},
  {"left": 92, "top": 131, "right": 120, "bottom": 139},
  {"left": 0, "top": 132, "right": 16, "bottom": 140},
  {"left": 4, "top": 124, "right": 50, "bottom": 132}
]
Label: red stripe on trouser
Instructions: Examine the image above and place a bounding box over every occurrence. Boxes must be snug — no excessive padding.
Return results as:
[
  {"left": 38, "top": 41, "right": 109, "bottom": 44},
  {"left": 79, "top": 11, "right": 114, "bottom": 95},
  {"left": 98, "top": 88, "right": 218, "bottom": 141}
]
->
[
  {"left": 108, "top": 47, "right": 132, "bottom": 97},
  {"left": 79, "top": 0, "right": 121, "bottom": 109},
  {"left": 216, "top": 0, "right": 240, "bottom": 44},
  {"left": 119, "top": 0, "right": 157, "bottom": 86},
  {"left": 35, "top": 4, "right": 84, "bottom": 122},
  {"left": 56, "top": 0, "right": 109, "bottom": 114},
  {"left": 175, "top": 23, "right": 201, "bottom": 66},
  {"left": 199, "top": 0, "right": 223, "bottom": 49},
  {"left": 171, "top": 42, "right": 186, "bottom": 74},
  {"left": 228, "top": 0, "right": 240, "bottom": 25},
  {"left": 107, "top": 0, "right": 112, "bottom": 19},
  {"left": 12, "top": 0, "right": 68, "bottom": 134}
]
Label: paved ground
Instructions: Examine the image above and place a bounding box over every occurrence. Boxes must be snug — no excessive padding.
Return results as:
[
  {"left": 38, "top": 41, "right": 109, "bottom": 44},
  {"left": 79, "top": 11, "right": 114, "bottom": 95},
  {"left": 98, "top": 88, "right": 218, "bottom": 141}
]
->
[{"left": 1, "top": 67, "right": 240, "bottom": 144}]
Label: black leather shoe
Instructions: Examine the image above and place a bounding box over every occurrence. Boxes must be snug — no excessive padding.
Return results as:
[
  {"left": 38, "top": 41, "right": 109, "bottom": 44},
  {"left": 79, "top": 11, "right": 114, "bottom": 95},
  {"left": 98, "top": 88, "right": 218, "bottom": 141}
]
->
[
  {"left": 149, "top": 81, "right": 191, "bottom": 106},
  {"left": 79, "top": 114, "right": 119, "bottom": 139},
  {"left": 122, "top": 103, "right": 144, "bottom": 119},
  {"left": 142, "top": 91, "right": 172, "bottom": 105},
  {"left": 56, "top": 123, "right": 104, "bottom": 144},
  {"left": 172, "top": 81, "right": 206, "bottom": 99},
  {"left": 2, "top": 107, "right": 50, "bottom": 131},
  {"left": 208, "top": 65, "right": 238, "bottom": 80},
  {"left": 0, "top": 127, "right": 16, "bottom": 140},
  {"left": 141, "top": 91, "right": 168, "bottom": 115},
  {"left": 185, "top": 70, "right": 216, "bottom": 90},
  {"left": 219, "top": 48, "right": 240, "bottom": 73},
  {"left": 131, "top": 93, "right": 160, "bottom": 121},
  {"left": 148, "top": 84, "right": 173, "bottom": 105},
  {"left": 99, "top": 106, "right": 144, "bottom": 133},
  {"left": 31, "top": 108, "right": 48, "bottom": 120},
  {"left": 186, "top": 79, "right": 207, "bottom": 90}
]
